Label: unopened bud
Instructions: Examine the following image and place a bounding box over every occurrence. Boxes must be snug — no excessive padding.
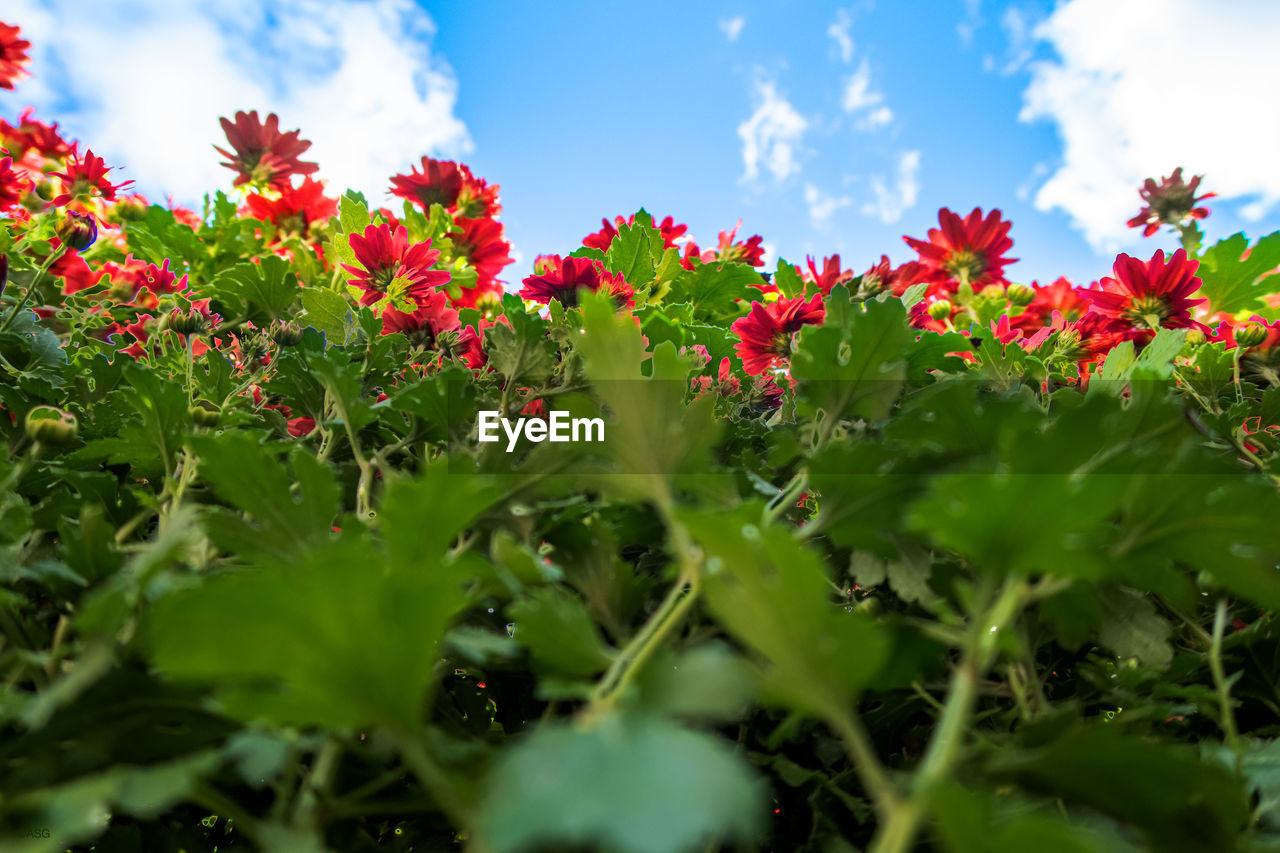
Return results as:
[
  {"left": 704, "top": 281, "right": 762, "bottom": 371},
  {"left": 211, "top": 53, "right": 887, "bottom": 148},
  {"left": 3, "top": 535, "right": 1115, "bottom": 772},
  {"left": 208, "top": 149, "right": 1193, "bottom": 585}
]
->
[
  {"left": 188, "top": 401, "right": 221, "bottom": 428},
  {"left": 926, "top": 299, "right": 953, "bottom": 322},
  {"left": 25, "top": 406, "right": 78, "bottom": 446},
  {"left": 166, "top": 307, "right": 208, "bottom": 335},
  {"left": 1184, "top": 328, "right": 1205, "bottom": 345},
  {"left": 1235, "top": 323, "right": 1269, "bottom": 349},
  {"left": 1006, "top": 283, "right": 1035, "bottom": 306},
  {"left": 269, "top": 320, "right": 304, "bottom": 347},
  {"left": 56, "top": 210, "right": 98, "bottom": 252}
]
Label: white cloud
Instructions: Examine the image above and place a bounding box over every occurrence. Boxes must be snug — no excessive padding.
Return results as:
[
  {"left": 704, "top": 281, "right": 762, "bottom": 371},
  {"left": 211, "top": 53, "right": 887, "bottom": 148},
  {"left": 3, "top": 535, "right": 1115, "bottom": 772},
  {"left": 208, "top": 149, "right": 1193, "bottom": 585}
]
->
[
  {"left": 720, "top": 16, "right": 745, "bottom": 42},
  {"left": 840, "top": 60, "right": 893, "bottom": 131},
  {"left": 738, "top": 80, "right": 808, "bottom": 183},
  {"left": 998, "top": 5, "right": 1037, "bottom": 73},
  {"left": 958, "top": 0, "right": 982, "bottom": 45},
  {"left": 6, "top": 0, "right": 471, "bottom": 205},
  {"left": 828, "top": 10, "right": 855, "bottom": 62},
  {"left": 804, "top": 182, "right": 852, "bottom": 227},
  {"left": 1021, "top": 0, "right": 1280, "bottom": 251},
  {"left": 861, "top": 150, "right": 921, "bottom": 224}
]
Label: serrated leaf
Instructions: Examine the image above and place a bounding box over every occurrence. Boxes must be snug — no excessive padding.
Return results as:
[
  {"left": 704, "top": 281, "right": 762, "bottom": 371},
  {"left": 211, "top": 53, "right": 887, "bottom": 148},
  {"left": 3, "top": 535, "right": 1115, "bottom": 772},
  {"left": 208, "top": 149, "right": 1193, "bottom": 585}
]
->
[
  {"left": 1195, "top": 231, "right": 1280, "bottom": 315},
  {"left": 210, "top": 255, "right": 300, "bottom": 321},
  {"left": 299, "top": 287, "right": 351, "bottom": 346}
]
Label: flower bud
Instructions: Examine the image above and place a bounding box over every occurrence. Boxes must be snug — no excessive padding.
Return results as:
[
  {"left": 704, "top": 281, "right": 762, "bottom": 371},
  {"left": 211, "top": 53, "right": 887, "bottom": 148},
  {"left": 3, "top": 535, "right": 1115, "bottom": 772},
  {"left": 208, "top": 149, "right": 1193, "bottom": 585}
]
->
[
  {"left": 188, "top": 401, "right": 221, "bottom": 428},
  {"left": 926, "top": 299, "right": 953, "bottom": 321},
  {"left": 1235, "top": 322, "right": 1269, "bottom": 349},
  {"left": 25, "top": 406, "right": 78, "bottom": 446},
  {"left": 167, "top": 307, "right": 208, "bottom": 336},
  {"left": 1184, "top": 328, "right": 1205, "bottom": 345},
  {"left": 1006, "top": 283, "right": 1035, "bottom": 306},
  {"left": 56, "top": 210, "right": 97, "bottom": 252},
  {"left": 269, "top": 319, "right": 304, "bottom": 347}
]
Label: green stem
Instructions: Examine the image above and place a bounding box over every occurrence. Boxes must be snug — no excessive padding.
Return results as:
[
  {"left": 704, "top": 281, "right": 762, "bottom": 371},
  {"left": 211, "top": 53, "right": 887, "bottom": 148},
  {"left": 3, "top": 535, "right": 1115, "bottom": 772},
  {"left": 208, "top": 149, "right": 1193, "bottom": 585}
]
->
[
  {"left": 1210, "top": 599, "right": 1242, "bottom": 769},
  {"left": 869, "top": 576, "right": 1026, "bottom": 853},
  {"left": 292, "top": 737, "right": 342, "bottom": 829},
  {"left": 398, "top": 734, "right": 472, "bottom": 829},
  {"left": 0, "top": 248, "right": 63, "bottom": 334},
  {"left": 824, "top": 703, "right": 901, "bottom": 820}
]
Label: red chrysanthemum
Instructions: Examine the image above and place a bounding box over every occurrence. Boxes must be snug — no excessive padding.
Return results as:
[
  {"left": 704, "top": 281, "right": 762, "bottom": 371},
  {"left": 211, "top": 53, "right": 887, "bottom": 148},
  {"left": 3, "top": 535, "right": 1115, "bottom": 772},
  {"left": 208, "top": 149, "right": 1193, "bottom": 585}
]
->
[
  {"left": 449, "top": 216, "right": 513, "bottom": 288},
  {"left": 1026, "top": 311, "right": 1132, "bottom": 365},
  {"left": 244, "top": 177, "right": 338, "bottom": 239},
  {"left": 341, "top": 222, "right": 451, "bottom": 308},
  {"left": 804, "top": 254, "right": 854, "bottom": 295},
  {"left": 1011, "top": 277, "right": 1088, "bottom": 332},
  {"left": 1081, "top": 249, "right": 1208, "bottom": 334},
  {"left": 519, "top": 254, "right": 634, "bottom": 309},
  {"left": 390, "top": 156, "right": 501, "bottom": 219},
  {"left": 1127, "top": 168, "right": 1214, "bottom": 238},
  {"left": 380, "top": 290, "right": 461, "bottom": 347},
  {"left": 0, "top": 22, "right": 31, "bottom": 92},
  {"left": 457, "top": 324, "right": 488, "bottom": 371},
  {"left": 0, "top": 155, "right": 31, "bottom": 210},
  {"left": 904, "top": 207, "right": 1016, "bottom": 290},
  {"left": 0, "top": 108, "right": 73, "bottom": 159},
  {"left": 49, "top": 149, "right": 133, "bottom": 207},
  {"left": 52, "top": 244, "right": 103, "bottom": 295},
  {"left": 583, "top": 214, "right": 689, "bottom": 252},
  {"left": 215, "top": 111, "right": 319, "bottom": 189},
  {"left": 699, "top": 221, "right": 766, "bottom": 267},
  {"left": 860, "top": 255, "right": 929, "bottom": 297},
  {"left": 731, "top": 293, "right": 826, "bottom": 375}
]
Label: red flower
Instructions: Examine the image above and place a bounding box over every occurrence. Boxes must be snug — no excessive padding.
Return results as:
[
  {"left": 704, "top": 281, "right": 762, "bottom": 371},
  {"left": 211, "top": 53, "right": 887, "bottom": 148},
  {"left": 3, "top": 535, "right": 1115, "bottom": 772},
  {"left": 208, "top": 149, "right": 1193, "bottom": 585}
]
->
[
  {"left": 904, "top": 207, "right": 1016, "bottom": 289},
  {"left": 689, "top": 221, "right": 765, "bottom": 267},
  {"left": 287, "top": 416, "right": 317, "bottom": 437},
  {"left": 1127, "top": 168, "right": 1214, "bottom": 238},
  {"left": 380, "top": 290, "right": 461, "bottom": 346},
  {"left": 804, "top": 254, "right": 853, "bottom": 295},
  {"left": 390, "top": 156, "right": 500, "bottom": 219},
  {"left": 342, "top": 223, "right": 450, "bottom": 308},
  {"left": 861, "top": 255, "right": 928, "bottom": 297},
  {"left": 50, "top": 149, "right": 134, "bottom": 206},
  {"left": 0, "top": 108, "right": 73, "bottom": 159},
  {"left": 135, "top": 259, "right": 189, "bottom": 306},
  {"left": 0, "top": 156, "right": 31, "bottom": 210},
  {"left": 1210, "top": 316, "right": 1280, "bottom": 351},
  {"left": 1011, "top": 277, "right": 1088, "bottom": 332},
  {"left": 52, "top": 244, "right": 103, "bottom": 295},
  {"left": 1081, "top": 249, "right": 1208, "bottom": 334},
  {"left": 111, "top": 314, "right": 155, "bottom": 360},
  {"left": 457, "top": 324, "right": 487, "bottom": 371},
  {"left": 520, "top": 254, "right": 634, "bottom": 309},
  {"left": 1026, "top": 312, "right": 1131, "bottom": 365},
  {"left": 583, "top": 214, "right": 688, "bottom": 252},
  {"left": 215, "top": 111, "right": 319, "bottom": 189},
  {"left": 693, "top": 357, "right": 741, "bottom": 398},
  {"left": 244, "top": 177, "right": 338, "bottom": 239},
  {"left": 0, "top": 21, "right": 31, "bottom": 92},
  {"left": 990, "top": 315, "right": 1023, "bottom": 346},
  {"left": 731, "top": 293, "right": 826, "bottom": 375},
  {"left": 449, "top": 216, "right": 513, "bottom": 288}
]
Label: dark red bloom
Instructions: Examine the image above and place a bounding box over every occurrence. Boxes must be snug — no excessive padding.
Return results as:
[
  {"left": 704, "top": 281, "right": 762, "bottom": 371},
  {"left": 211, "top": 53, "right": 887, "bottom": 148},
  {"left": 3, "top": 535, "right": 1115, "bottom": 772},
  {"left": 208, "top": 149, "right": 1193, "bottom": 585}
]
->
[
  {"left": 244, "top": 177, "right": 337, "bottom": 239},
  {"left": 0, "top": 22, "right": 31, "bottom": 92},
  {"left": 457, "top": 324, "right": 487, "bottom": 371},
  {"left": 390, "top": 156, "right": 500, "bottom": 219},
  {"left": 215, "top": 111, "right": 319, "bottom": 189},
  {"left": 0, "top": 156, "right": 31, "bottom": 211},
  {"left": 805, "top": 254, "right": 854, "bottom": 295},
  {"left": 583, "top": 214, "right": 688, "bottom": 252},
  {"left": 0, "top": 108, "right": 73, "bottom": 158},
  {"left": 1127, "top": 168, "right": 1214, "bottom": 238},
  {"left": 287, "top": 416, "right": 317, "bottom": 437},
  {"left": 50, "top": 149, "right": 134, "bottom": 206},
  {"left": 731, "top": 293, "right": 826, "bottom": 375},
  {"left": 342, "top": 223, "right": 450, "bottom": 308},
  {"left": 448, "top": 216, "right": 513, "bottom": 288},
  {"left": 1011, "top": 277, "right": 1089, "bottom": 333},
  {"left": 904, "top": 207, "right": 1016, "bottom": 290},
  {"left": 380, "top": 289, "right": 461, "bottom": 347},
  {"left": 520, "top": 254, "right": 634, "bottom": 309},
  {"left": 52, "top": 244, "right": 102, "bottom": 295},
  {"left": 136, "top": 259, "right": 189, "bottom": 306},
  {"left": 1081, "top": 249, "right": 1208, "bottom": 334},
  {"left": 704, "top": 221, "right": 765, "bottom": 267}
]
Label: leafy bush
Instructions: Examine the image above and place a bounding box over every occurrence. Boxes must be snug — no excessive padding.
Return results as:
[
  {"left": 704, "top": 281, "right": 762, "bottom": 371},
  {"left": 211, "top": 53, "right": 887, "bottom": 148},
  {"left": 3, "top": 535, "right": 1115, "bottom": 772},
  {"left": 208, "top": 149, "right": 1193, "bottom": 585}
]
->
[{"left": 5, "top": 21, "right": 1280, "bottom": 853}]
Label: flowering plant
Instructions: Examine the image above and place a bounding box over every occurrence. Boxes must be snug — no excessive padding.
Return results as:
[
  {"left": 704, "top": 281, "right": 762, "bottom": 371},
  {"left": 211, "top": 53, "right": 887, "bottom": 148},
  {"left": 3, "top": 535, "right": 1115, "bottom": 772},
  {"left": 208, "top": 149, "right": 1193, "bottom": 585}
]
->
[{"left": 6, "top": 18, "right": 1280, "bottom": 853}]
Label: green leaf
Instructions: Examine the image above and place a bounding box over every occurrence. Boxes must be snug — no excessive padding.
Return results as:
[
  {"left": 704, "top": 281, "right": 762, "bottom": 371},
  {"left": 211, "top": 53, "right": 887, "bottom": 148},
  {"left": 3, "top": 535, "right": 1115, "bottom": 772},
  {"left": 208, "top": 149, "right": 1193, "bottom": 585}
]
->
[
  {"left": 667, "top": 262, "right": 762, "bottom": 321},
  {"left": 210, "top": 255, "right": 300, "bottom": 321},
  {"left": 509, "top": 587, "right": 612, "bottom": 677},
  {"left": 338, "top": 191, "right": 371, "bottom": 235},
  {"left": 689, "top": 504, "right": 888, "bottom": 716},
  {"left": 1195, "top": 231, "right": 1280, "bottom": 315},
  {"left": 479, "top": 714, "right": 764, "bottom": 853},
  {"left": 486, "top": 293, "right": 553, "bottom": 384},
  {"left": 604, "top": 209, "right": 665, "bottom": 290},
  {"left": 773, "top": 259, "right": 804, "bottom": 299},
  {"left": 299, "top": 287, "right": 352, "bottom": 346},
  {"left": 149, "top": 534, "right": 467, "bottom": 729},
  {"left": 1096, "top": 586, "right": 1173, "bottom": 669},
  {"left": 792, "top": 290, "right": 911, "bottom": 424},
  {"left": 187, "top": 434, "right": 339, "bottom": 563}
]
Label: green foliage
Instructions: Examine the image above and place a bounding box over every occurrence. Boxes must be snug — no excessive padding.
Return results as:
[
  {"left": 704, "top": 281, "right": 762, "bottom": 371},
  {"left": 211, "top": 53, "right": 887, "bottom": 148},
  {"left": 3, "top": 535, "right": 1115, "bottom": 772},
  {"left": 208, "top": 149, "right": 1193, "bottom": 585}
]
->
[{"left": 1195, "top": 231, "right": 1280, "bottom": 315}]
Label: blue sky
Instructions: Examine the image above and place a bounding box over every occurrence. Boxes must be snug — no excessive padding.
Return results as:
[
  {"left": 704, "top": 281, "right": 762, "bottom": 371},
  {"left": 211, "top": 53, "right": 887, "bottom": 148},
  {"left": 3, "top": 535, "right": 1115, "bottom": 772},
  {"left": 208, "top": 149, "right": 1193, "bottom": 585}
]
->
[{"left": 9, "top": 0, "right": 1280, "bottom": 286}]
